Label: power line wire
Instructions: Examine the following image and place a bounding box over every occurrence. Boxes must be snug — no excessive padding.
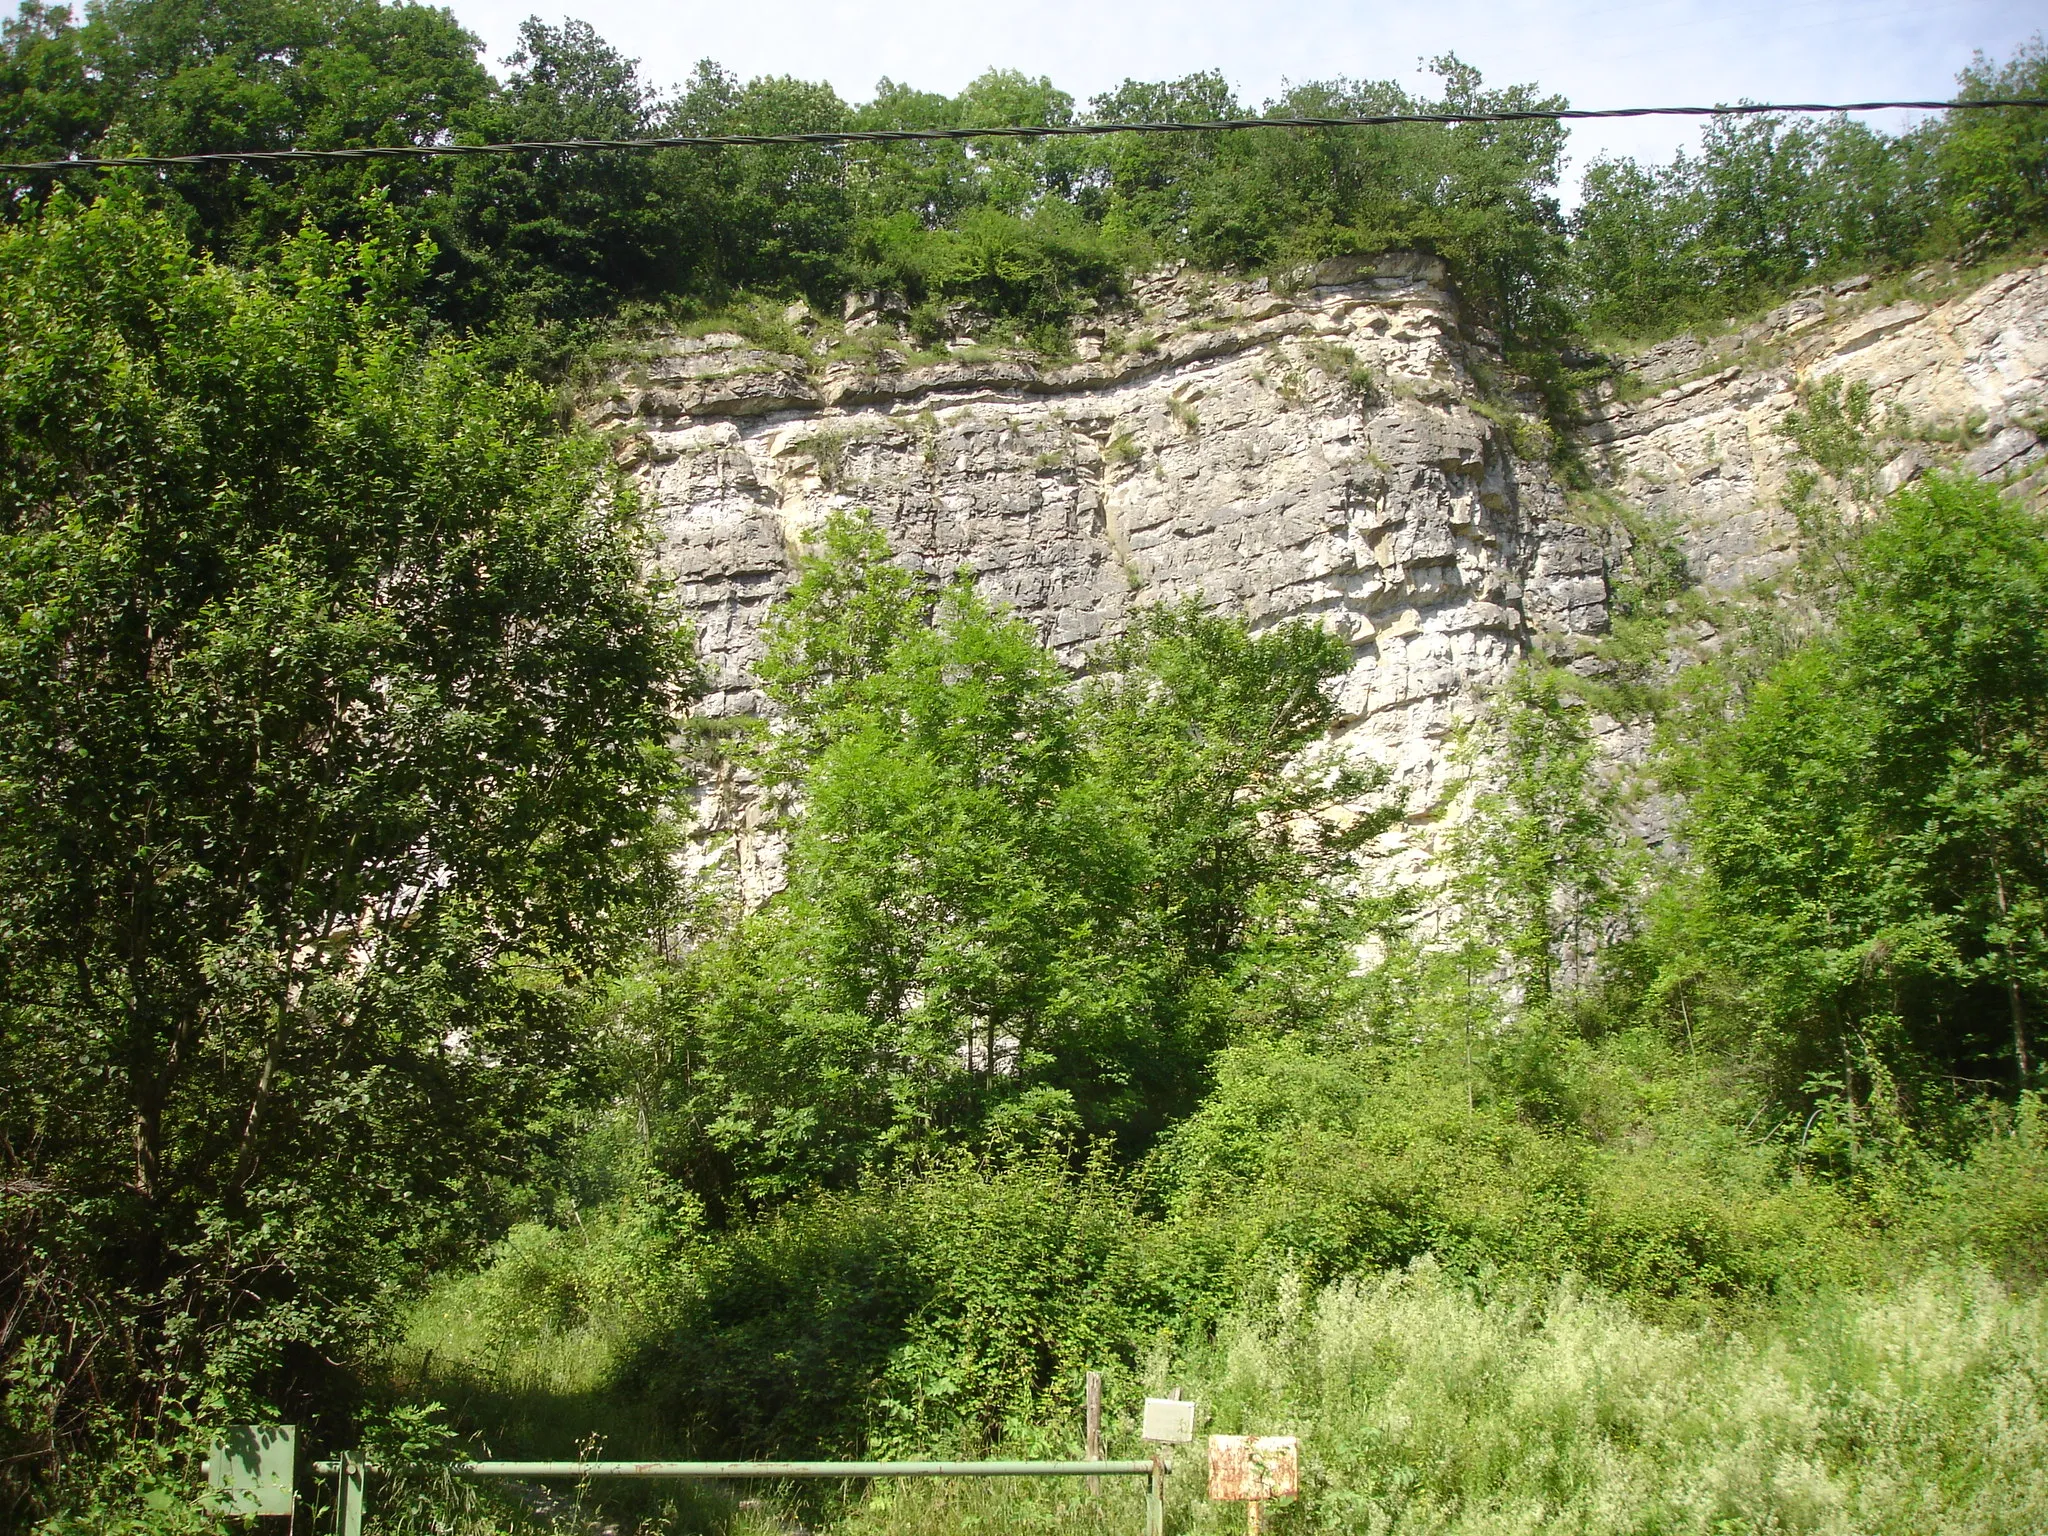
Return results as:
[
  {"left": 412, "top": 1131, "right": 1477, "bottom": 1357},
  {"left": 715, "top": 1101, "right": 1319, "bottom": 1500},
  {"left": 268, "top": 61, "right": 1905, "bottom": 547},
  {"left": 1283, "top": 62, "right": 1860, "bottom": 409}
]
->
[{"left": 2, "top": 98, "right": 2044, "bottom": 177}]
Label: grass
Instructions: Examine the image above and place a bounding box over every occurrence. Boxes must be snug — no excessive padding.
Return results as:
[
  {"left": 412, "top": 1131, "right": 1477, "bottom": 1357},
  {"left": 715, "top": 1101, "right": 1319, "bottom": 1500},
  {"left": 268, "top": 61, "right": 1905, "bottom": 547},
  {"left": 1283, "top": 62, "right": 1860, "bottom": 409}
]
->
[
  {"left": 401, "top": 1246, "right": 673, "bottom": 1463},
  {"left": 1581, "top": 242, "right": 2047, "bottom": 396},
  {"left": 789, "top": 429, "right": 851, "bottom": 489},
  {"left": 383, "top": 1040, "right": 2048, "bottom": 1535},
  {"left": 401, "top": 1262, "right": 2048, "bottom": 1536},
  {"left": 792, "top": 1264, "right": 2048, "bottom": 1536},
  {"left": 1471, "top": 397, "right": 1557, "bottom": 465},
  {"left": 1305, "top": 341, "right": 1375, "bottom": 397}
]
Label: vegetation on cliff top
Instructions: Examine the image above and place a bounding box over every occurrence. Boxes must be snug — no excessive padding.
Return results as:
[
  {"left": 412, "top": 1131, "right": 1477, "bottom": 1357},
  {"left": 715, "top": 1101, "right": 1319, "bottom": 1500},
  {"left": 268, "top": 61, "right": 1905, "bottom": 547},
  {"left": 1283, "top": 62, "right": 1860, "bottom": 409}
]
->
[
  {"left": 4, "top": 2, "right": 2045, "bottom": 357},
  {"left": 3, "top": 7, "right": 2048, "bottom": 1531}
]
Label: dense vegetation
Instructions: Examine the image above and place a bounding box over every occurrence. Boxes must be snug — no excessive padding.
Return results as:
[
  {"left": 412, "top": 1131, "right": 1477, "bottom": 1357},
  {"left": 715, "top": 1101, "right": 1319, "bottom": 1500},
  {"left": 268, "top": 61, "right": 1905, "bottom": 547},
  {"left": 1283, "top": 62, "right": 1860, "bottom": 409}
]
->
[
  {"left": 0, "top": 188, "right": 698, "bottom": 1524},
  {"left": 4, "top": 2, "right": 2045, "bottom": 352},
  {"left": 392, "top": 476, "right": 2048, "bottom": 1535},
  {"left": 1574, "top": 44, "right": 2048, "bottom": 335},
  {"left": 3, "top": 4, "right": 2048, "bottom": 1532}
]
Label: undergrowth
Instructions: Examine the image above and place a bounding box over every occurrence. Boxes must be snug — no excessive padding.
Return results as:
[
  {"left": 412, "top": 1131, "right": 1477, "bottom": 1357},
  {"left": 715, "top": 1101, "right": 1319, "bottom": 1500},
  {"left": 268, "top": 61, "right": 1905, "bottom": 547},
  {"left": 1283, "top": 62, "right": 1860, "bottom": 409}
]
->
[{"left": 380, "top": 1027, "right": 2048, "bottom": 1535}]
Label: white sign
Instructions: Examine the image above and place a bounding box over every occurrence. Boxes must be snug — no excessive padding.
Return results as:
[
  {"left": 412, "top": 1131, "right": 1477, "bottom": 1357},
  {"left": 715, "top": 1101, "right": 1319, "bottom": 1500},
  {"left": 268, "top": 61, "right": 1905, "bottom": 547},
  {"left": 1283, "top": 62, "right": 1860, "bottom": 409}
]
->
[{"left": 1141, "top": 1397, "right": 1197, "bottom": 1444}]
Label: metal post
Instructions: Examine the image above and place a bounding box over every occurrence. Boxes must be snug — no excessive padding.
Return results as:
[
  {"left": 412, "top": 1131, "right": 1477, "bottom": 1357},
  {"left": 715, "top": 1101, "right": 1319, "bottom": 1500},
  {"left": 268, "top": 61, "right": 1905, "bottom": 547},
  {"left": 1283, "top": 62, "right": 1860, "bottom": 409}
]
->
[
  {"left": 336, "top": 1453, "right": 363, "bottom": 1536},
  {"left": 308, "top": 1454, "right": 1158, "bottom": 1529},
  {"left": 1085, "top": 1370, "right": 1102, "bottom": 1493},
  {"left": 381, "top": 1459, "right": 1154, "bottom": 1478}
]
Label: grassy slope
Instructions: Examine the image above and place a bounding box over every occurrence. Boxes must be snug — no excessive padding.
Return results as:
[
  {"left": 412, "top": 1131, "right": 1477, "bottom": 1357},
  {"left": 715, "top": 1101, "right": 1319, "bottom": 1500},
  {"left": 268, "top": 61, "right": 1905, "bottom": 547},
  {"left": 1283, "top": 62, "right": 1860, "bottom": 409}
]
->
[{"left": 391, "top": 1026, "right": 2048, "bottom": 1535}]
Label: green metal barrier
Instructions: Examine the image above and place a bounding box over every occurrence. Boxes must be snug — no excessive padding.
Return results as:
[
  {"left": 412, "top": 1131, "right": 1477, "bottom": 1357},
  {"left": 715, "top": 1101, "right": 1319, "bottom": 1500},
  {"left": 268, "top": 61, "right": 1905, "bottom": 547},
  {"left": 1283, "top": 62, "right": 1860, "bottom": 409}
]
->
[{"left": 311, "top": 1454, "right": 1168, "bottom": 1536}]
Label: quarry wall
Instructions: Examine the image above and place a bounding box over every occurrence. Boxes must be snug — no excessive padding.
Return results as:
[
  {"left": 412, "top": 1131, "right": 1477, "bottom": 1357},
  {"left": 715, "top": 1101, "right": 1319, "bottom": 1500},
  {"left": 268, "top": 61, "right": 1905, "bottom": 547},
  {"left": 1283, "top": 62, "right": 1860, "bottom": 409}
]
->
[{"left": 588, "top": 256, "right": 2048, "bottom": 900}]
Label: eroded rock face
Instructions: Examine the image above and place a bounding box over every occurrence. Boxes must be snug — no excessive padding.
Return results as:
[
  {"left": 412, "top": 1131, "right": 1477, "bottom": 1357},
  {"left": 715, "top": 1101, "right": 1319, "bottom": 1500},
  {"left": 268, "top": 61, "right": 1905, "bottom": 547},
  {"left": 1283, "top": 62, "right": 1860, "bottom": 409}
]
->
[
  {"left": 1582, "top": 265, "right": 2048, "bottom": 590},
  {"left": 595, "top": 256, "right": 1602, "bottom": 896},
  {"left": 594, "top": 258, "right": 2048, "bottom": 901}
]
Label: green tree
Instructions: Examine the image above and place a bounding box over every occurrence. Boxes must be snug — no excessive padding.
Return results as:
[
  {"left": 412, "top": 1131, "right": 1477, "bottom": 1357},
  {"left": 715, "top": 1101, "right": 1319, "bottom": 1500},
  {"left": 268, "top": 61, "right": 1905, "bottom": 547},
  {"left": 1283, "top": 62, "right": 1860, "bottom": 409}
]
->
[
  {"left": 441, "top": 19, "right": 712, "bottom": 325},
  {"left": 1083, "top": 58, "right": 1571, "bottom": 353},
  {"left": 1939, "top": 36, "right": 2048, "bottom": 250},
  {"left": 851, "top": 69, "right": 1082, "bottom": 229},
  {"left": 668, "top": 65, "right": 856, "bottom": 304},
  {"left": 0, "top": 3, "right": 101, "bottom": 170},
  {"left": 0, "top": 0, "right": 493, "bottom": 256},
  {"left": 648, "top": 515, "right": 1389, "bottom": 1211},
  {"left": 1083, "top": 601, "right": 1394, "bottom": 979},
  {"left": 1447, "top": 664, "right": 1632, "bottom": 1009},
  {"left": 1683, "top": 475, "right": 2048, "bottom": 1120},
  {"left": 1570, "top": 155, "right": 1705, "bottom": 336},
  {"left": 0, "top": 190, "right": 695, "bottom": 1505}
]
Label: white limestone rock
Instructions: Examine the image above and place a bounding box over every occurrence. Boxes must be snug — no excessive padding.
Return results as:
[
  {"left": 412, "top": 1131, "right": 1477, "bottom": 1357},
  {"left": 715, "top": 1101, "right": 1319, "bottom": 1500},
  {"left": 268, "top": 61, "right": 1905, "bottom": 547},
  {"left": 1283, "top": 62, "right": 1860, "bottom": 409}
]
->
[{"left": 591, "top": 258, "right": 2048, "bottom": 908}]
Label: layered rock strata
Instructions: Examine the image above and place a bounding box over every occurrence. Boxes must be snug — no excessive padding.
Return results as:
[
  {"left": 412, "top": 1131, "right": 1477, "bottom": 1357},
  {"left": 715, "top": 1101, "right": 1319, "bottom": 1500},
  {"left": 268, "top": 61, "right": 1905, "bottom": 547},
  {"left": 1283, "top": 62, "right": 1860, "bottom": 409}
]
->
[
  {"left": 1582, "top": 265, "right": 2048, "bottom": 590},
  {"left": 591, "top": 257, "right": 2048, "bottom": 901}
]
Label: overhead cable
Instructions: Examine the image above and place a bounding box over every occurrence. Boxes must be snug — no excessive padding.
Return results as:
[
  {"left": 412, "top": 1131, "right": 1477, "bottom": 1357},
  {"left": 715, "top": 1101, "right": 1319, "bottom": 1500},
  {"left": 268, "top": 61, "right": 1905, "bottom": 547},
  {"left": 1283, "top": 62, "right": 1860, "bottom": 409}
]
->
[{"left": 2, "top": 98, "right": 2045, "bottom": 177}]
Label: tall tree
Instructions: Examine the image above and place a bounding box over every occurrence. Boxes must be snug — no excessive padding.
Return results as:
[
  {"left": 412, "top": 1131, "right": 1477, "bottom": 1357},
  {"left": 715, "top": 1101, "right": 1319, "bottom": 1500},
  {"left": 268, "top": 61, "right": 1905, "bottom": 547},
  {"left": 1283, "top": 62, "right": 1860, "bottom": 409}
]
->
[
  {"left": 1446, "top": 663, "right": 1632, "bottom": 1009},
  {"left": 441, "top": 18, "right": 711, "bottom": 323},
  {"left": 0, "top": 0, "right": 492, "bottom": 255},
  {"left": 647, "top": 515, "right": 1390, "bottom": 1211},
  {"left": 0, "top": 190, "right": 695, "bottom": 1496},
  {"left": 1685, "top": 475, "right": 2048, "bottom": 1110},
  {"left": 1940, "top": 37, "right": 2048, "bottom": 250}
]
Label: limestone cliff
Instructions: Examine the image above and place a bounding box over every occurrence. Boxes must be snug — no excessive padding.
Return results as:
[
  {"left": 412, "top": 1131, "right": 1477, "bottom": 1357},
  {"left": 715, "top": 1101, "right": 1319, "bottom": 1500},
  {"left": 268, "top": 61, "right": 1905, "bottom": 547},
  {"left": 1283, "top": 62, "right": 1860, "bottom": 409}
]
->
[
  {"left": 588, "top": 256, "right": 2048, "bottom": 900},
  {"left": 1583, "top": 264, "right": 2048, "bottom": 591}
]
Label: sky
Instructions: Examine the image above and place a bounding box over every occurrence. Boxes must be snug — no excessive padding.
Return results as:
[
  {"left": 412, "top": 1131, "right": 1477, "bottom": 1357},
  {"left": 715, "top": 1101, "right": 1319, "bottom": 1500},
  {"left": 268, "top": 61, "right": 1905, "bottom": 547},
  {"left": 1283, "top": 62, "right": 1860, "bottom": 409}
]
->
[{"left": 433, "top": 0, "right": 2042, "bottom": 199}]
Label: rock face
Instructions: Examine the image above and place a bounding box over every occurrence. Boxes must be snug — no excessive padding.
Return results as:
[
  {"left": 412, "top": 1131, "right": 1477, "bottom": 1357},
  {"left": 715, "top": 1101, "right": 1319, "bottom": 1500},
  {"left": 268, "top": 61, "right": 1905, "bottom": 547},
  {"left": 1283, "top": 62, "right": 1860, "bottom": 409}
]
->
[
  {"left": 592, "top": 258, "right": 2048, "bottom": 900},
  {"left": 1584, "top": 266, "right": 2048, "bottom": 590}
]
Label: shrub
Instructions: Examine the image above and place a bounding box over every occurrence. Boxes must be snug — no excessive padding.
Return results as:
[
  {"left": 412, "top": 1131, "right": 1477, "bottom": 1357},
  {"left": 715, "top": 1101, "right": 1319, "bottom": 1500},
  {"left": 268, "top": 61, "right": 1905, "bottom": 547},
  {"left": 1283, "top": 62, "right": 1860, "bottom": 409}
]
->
[
  {"left": 631, "top": 1155, "right": 1177, "bottom": 1458},
  {"left": 1915, "top": 1093, "right": 2048, "bottom": 1284}
]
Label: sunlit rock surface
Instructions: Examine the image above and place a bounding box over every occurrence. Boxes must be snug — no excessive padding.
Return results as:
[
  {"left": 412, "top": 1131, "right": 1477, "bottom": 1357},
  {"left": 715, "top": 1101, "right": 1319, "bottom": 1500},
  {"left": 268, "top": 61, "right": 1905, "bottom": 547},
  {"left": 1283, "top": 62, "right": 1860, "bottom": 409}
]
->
[{"left": 590, "top": 258, "right": 2048, "bottom": 903}]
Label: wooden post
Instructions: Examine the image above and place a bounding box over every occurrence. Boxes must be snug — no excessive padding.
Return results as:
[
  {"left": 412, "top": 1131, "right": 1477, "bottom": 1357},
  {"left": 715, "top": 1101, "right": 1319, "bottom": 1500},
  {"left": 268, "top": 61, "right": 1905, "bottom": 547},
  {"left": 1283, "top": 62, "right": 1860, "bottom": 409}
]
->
[
  {"left": 1146, "top": 1455, "right": 1166, "bottom": 1536},
  {"left": 1085, "top": 1370, "right": 1103, "bottom": 1492}
]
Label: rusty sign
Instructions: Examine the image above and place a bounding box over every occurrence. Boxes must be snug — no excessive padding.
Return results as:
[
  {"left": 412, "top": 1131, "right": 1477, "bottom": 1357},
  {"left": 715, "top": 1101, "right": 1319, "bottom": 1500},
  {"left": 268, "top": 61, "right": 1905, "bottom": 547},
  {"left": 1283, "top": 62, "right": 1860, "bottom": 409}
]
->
[{"left": 1207, "top": 1435, "right": 1299, "bottom": 1502}]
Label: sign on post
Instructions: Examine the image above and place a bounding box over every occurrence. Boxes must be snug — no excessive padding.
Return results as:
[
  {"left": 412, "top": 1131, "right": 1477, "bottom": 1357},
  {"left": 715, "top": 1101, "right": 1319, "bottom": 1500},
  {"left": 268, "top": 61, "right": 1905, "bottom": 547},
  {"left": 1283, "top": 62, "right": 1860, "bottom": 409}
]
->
[
  {"left": 1207, "top": 1435, "right": 1298, "bottom": 1535},
  {"left": 207, "top": 1424, "right": 296, "bottom": 1516},
  {"left": 1140, "top": 1397, "right": 1196, "bottom": 1444}
]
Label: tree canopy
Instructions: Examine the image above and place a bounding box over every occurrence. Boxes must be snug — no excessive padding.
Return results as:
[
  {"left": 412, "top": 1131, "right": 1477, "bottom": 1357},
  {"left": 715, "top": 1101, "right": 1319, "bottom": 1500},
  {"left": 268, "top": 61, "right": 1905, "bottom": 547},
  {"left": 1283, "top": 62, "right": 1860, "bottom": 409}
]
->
[
  {"left": 0, "top": 188, "right": 696, "bottom": 1464},
  {"left": 1678, "top": 475, "right": 2048, "bottom": 1136}
]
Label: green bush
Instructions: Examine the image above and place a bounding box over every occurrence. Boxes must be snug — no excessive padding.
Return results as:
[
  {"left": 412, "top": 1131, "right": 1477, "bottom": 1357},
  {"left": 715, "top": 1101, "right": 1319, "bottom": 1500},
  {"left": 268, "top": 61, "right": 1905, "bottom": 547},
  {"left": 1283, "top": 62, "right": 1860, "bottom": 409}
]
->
[
  {"left": 629, "top": 1154, "right": 1178, "bottom": 1458},
  {"left": 1153, "top": 1033, "right": 1858, "bottom": 1314},
  {"left": 858, "top": 205, "right": 1135, "bottom": 344},
  {"left": 27, "top": 1415, "right": 226, "bottom": 1536},
  {"left": 1915, "top": 1094, "right": 2048, "bottom": 1284}
]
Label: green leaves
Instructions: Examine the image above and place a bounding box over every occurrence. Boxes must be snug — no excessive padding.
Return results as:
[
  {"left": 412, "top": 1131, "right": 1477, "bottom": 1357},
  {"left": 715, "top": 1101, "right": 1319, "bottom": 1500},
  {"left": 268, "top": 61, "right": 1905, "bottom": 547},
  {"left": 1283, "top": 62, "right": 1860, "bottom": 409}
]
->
[
  {"left": 1570, "top": 40, "right": 2048, "bottom": 341},
  {"left": 1682, "top": 474, "right": 2048, "bottom": 1119},
  {"left": 1445, "top": 663, "right": 1635, "bottom": 1010},
  {"left": 0, "top": 191, "right": 697, "bottom": 1484},
  {"left": 1941, "top": 39, "right": 2048, "bottom": 248},
  {"left": 654, "top": 514, "right": 1392, "bottom": 1211},
  {"left": 0, "top": 12, "right": 1583, "bottom": 353}
]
